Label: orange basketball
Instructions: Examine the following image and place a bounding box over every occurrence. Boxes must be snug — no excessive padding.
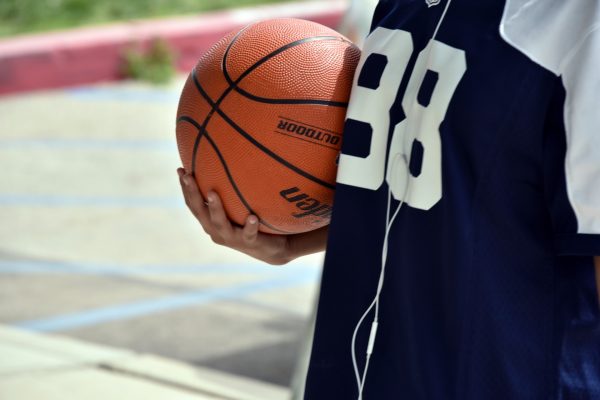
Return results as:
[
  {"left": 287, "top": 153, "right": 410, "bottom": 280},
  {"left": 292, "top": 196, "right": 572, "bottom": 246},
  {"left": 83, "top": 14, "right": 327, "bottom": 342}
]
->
[{"left": 176, "top": 18, "right": 360, "bottom": 234}]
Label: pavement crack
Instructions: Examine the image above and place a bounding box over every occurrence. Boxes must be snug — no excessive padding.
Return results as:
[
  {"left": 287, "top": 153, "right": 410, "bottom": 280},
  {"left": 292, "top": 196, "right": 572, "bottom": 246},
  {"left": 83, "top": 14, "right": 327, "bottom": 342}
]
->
[{"left": 97, "top": 363, "right": 230, "bottom": 399}]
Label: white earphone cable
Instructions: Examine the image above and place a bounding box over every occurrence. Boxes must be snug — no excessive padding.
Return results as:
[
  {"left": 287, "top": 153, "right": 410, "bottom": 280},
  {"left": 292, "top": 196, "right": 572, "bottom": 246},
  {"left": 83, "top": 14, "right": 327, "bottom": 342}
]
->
[{"left": 351, "top": 1, "right": 454, "bottom": 398}]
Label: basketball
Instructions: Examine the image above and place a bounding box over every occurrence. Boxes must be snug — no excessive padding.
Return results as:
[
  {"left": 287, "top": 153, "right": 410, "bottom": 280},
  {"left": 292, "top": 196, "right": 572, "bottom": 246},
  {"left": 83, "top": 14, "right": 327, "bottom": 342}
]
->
[{"left": 176, "top": 18, "right": 360, "bottom": 234}]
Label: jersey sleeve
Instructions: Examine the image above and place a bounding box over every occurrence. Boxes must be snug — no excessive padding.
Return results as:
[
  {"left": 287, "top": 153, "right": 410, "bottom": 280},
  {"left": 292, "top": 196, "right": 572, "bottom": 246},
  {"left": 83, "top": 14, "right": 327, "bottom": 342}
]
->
[
  {"left": 500, "top": 1, "right": 600, "bottom": 255},
  {"left": 543, "top": 78, "right": 600, "bottom": 256}
]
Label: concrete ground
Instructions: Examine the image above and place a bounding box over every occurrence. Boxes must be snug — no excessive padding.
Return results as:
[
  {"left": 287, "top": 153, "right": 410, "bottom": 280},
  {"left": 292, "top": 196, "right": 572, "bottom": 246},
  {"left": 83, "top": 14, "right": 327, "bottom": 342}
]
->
[
  {"left": 0, "top": 325, "right": 290, "bottom": 400},
  {"left": 0, "top": 77, "right": 323, "bottom": 395}
]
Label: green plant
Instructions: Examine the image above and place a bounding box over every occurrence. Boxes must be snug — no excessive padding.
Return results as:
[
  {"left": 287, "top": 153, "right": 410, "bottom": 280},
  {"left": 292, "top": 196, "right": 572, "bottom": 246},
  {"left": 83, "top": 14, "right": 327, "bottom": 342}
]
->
[
  {"left": 121, "top": 38, "right": 176, "bottom": 84},
  {"left": 0, "top": 0, "right": 295, "bottom": 37}
]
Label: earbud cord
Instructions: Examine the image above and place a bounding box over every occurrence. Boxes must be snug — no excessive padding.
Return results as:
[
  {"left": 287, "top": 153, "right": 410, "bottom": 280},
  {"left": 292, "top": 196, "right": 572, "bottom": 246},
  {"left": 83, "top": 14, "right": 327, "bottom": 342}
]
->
[
  {"left": 351, "top": 179, "right": 406, "bottom": 400},
  {"left": 351, "top": 1, "right": 454, "bottom": 398}
]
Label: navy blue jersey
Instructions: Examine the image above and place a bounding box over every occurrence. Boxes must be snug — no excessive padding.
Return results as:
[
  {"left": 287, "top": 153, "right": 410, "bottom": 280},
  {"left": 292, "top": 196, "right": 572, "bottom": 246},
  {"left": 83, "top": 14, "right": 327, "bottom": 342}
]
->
[{"left": 304, "top": 1, "right": 600, "bottom": 399}]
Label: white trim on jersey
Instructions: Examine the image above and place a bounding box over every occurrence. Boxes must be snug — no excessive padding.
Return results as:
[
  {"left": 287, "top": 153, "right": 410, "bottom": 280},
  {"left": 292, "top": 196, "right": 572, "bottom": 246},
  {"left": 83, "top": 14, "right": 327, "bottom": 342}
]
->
[{"left": 500, "top": 1, "right": 600, "bottom": 234}]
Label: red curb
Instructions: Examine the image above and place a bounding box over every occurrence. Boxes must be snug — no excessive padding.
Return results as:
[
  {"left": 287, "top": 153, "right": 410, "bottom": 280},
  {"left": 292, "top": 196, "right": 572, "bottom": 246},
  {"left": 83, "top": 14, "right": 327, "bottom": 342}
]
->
[{"left": 0, "top": 1, "right": 347, "bottom": 95}]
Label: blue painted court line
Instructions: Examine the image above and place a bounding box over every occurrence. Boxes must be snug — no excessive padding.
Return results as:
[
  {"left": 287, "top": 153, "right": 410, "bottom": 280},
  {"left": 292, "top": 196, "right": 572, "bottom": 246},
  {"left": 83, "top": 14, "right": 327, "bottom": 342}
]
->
[
  {"left": 0, "top": 138, "right": 176, "bottom": 151},
  {"left": 236, "top": 298, "right": 312, "bottom": 317},
  {"left": 13, "top": 271, "right": 317, "bottom": 332},
  {"left": 67, "top": 87, "right": 180, "bottom": 103},
  {"left": 0, "top": 258, "right": 320, "bottom": 277},
  {"left": 0, "top": 194, "right": 183, "bottom": 208}
]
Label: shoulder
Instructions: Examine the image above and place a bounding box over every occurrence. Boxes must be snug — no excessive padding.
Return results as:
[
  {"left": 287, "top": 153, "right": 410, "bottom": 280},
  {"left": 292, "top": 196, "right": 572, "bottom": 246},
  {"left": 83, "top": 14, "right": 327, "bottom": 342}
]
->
[{"left": 499, "top": 0, "right": 600, "bottom": 75}]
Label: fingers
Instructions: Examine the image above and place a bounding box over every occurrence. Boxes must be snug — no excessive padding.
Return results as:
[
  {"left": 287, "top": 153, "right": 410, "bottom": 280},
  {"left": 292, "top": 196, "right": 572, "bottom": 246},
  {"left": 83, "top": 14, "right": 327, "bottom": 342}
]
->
[
  {"left": 178, "top": 168, "right": 210, "bottom": 225},
  {"left": 177, "top": 168, "right": 263, "bottom": 251},
  {"left": 177, "top": 168, "right": 236, "bottom": 242},
  {"left": 242, "top": 215, "right": 259, "bottom": 243},
  {"left": 206, "top": 192, "right": 234, "bottom": 244}
]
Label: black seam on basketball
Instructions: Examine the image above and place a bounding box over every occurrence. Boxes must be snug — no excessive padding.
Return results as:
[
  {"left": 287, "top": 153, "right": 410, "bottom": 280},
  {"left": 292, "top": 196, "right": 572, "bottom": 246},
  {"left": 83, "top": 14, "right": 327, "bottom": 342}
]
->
[
  {"left": 178, "top": 115, "right": 202, "bottom": 128},
  {"left": 221, "top": 23, "right": 253, "bottom": 74},
  {"left": 192, "top": 73, "right": 335, "bottom": 190},
  {"left": 224, "top": 35, "right": 342, "bottom": 85},
  {"left": 202, "top": 133, "right": 292, "bottom": 234},
  {"left": 178, "top": 116, "right": 293, "bottom": 235},
  {"left": 222, "top": 35, "right": 349, "bottom": 106},
  {"left": 188, "top": 27, "right": 259, "bottom": 182},
  {"left": 231, "top": 87, "right": 348, "bottom": 107},
  {"left": 177, "top": 115, "right": 204, "bottom": 173},
  {"left": 188, "top": 22, "right": 255, "bottom": 179}
]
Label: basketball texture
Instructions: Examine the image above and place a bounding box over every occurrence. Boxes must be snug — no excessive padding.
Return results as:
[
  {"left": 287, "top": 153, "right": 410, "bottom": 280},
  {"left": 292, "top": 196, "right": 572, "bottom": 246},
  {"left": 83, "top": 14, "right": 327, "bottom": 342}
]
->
[{"left": 176, "top": 18, "right": 360, "bottom": 234}]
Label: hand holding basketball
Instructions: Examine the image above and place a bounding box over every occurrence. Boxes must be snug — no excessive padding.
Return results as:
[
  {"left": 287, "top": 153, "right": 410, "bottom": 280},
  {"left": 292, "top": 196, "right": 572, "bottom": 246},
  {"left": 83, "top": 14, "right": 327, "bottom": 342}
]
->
[
  {"left": 178, "top": 168, "right": 291, "bottom": 264},
  {"left": 179, "top": 168, "right": 329, "bottom": 264}
]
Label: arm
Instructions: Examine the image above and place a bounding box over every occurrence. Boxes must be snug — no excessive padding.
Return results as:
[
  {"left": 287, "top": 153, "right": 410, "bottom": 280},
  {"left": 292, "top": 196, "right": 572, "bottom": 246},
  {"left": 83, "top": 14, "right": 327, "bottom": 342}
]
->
[
  {"left": 178, "top": 168, "right": 328, "bottom": 265},
  {"left": 595, "top": 256, "right": 600, "bottom": 305}
]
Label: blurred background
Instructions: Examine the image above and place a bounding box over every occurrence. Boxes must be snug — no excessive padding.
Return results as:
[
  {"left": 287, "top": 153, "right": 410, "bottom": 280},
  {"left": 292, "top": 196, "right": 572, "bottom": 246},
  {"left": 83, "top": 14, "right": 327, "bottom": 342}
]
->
[{"left": 0, "top": 0, "right": 376, "bottom": 399}]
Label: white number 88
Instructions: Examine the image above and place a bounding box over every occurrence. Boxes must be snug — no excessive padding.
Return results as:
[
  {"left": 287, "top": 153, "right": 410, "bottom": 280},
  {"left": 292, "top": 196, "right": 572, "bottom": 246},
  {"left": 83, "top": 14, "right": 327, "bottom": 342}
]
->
[{"left": 337, "top": 27, "right": 466, "bottom": 210}]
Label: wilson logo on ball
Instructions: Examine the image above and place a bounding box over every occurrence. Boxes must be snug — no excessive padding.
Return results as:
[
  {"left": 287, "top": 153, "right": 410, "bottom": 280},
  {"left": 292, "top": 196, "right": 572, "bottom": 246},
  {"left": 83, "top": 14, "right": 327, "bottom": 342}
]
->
[{"left": 279, "top": 187, "right": 333, "bottom": 221}]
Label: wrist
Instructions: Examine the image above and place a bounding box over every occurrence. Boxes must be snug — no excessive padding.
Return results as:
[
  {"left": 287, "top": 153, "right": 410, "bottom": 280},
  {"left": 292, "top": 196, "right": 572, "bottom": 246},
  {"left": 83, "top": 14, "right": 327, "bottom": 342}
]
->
[{"left": 286, "top": 226, "right": 329, "bottom": 262}]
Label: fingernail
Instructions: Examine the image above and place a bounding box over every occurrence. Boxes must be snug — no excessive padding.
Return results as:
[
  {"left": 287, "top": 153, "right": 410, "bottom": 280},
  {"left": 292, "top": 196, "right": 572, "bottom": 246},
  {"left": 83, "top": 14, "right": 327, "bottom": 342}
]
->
[
  {"left": 207, "top": 192, "right": 215, "bottom": 203},
  {"left": 248, "top": 216, "right": 258, "bottom": 225},
  {"left": 182, "top": 175, "right": 192, "bottom": 186}
]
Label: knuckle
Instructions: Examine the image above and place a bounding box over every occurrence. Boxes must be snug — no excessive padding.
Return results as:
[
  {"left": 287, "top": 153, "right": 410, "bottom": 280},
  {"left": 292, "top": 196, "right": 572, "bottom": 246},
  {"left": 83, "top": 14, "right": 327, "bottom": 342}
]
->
[
  {"left": 210, "top": 234, "right": 224, "bottom": 245},
  {"left": 211, "top": 220, "right": 224, "bottom": 231},
  {"left": 193, "top": 201, "right": 205, "bottom": 213}
]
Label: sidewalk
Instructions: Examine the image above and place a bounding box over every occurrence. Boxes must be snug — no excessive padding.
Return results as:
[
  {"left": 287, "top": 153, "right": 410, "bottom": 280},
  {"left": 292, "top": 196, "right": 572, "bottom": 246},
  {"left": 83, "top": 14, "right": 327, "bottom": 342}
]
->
[
  {"left": 0, "top": 3, "right": 330, "bottom": 393},
  {"left": 0, "top": 325, "right": 291, "bottom": 400},
  {"left": 0, "top": 77, "right": 322, "bottom": 400}
]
